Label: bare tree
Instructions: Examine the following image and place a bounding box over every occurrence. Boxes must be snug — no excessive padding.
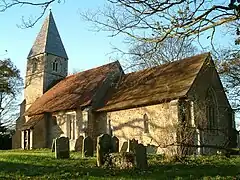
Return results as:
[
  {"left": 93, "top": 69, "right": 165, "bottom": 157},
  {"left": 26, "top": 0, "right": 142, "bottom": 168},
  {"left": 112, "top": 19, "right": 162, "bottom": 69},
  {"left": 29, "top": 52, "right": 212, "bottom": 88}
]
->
[
  {"left": 0, "top": 0, "right": 239, "bottom": 39},
  {"left": 0, "top": 59, "right": 23, "bottom": 128},
  {"left": 121, "top": 37, "right": 198, "bottom": 71},
  {"left": 0, "top": 0, "right": 62, "bottom": 28},
  {"left": 212, "top": 47, "right": 240, "bottom": 112},
  {"left": 81, "top": 1, "right": 240, "bottom": 45}
]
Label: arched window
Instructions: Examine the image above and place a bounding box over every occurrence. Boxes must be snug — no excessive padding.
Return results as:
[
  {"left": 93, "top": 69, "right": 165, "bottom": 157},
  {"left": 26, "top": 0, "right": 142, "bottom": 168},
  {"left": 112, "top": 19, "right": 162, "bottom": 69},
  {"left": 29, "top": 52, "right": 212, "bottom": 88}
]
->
[
  {"left": 206, "top": 88, "right": 217, "bottom": 130},
  {"left": 52, "top": 59, "right": 58, "bottom": 72},
  {"left": 143, "top": 113, "right": 149, "bottom": 133}
]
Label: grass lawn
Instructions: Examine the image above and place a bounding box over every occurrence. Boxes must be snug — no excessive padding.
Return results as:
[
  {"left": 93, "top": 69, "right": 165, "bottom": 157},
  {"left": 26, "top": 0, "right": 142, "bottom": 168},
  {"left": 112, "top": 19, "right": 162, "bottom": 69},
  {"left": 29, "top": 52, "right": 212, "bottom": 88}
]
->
[{"left": 0, "top": 149, "right": 239, "bottom": 179}]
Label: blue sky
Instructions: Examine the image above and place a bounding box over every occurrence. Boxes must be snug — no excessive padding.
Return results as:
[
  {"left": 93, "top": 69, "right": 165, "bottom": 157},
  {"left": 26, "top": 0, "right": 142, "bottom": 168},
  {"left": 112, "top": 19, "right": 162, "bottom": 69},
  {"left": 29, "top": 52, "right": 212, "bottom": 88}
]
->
[
  {"left": 0, "top": 0, "right": 126, "bottom": 78},
  {"left": 0, "top": 0, "right": 234, "bottom": 77}
]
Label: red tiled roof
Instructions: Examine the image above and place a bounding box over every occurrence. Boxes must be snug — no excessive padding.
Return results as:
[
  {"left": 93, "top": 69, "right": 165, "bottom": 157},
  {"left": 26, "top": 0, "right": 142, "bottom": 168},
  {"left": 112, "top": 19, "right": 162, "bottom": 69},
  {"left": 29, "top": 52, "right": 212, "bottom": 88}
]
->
[
  {"left": 25, "top": 61, "right": 121, "bottom": 116},
  {"left": 97, "top": 53, "right": 210, "bottom": 112}
]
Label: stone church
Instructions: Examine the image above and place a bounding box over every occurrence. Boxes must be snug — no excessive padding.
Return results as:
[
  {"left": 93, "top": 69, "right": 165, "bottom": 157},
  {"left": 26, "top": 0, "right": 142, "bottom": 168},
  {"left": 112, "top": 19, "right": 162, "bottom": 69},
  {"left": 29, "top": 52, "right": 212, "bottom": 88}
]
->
[{"left": 12, "top": 12, "right": 237, "bottom": 155}]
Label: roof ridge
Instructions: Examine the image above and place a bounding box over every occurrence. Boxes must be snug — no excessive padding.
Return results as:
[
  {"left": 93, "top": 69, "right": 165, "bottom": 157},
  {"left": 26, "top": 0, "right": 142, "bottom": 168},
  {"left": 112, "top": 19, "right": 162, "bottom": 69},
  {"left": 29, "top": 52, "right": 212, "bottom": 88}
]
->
[
  {"left": 125, "top": 52, "right": 210, "bottom": 76},
  {"left": 43, "top": 12, "right": 50, "bottom": 53},
  {"left": 185, "top": 52, "right": 211, "bottom": 95},
  {"left": 66, "top": 61, "right": 119, "bottom": 78}
]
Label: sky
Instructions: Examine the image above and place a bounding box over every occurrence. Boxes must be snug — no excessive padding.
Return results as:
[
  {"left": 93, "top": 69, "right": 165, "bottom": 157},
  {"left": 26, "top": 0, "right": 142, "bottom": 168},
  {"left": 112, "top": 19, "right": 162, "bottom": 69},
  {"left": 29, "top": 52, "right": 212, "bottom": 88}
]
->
[
  {"left": 0, "top": 0, "right": 239, "bottom": 126},
  {"left": 0, "top": 0, "right": 126, "bottom": 79},
  {"left": 0, "top": 0, "right": 234, "bottom": 79},
  {"left": 0, "top": 0, "right": 235, "bottom": 77}
]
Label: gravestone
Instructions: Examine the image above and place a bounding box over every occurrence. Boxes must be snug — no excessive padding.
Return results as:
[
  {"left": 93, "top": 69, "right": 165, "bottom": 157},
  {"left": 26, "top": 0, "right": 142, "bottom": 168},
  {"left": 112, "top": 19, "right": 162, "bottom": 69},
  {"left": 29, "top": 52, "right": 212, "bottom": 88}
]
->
[
  {"left": 135, "top": 143, "right": 148, "bottom": 169},
  {"left": 75, "top": 136, "right": 84, "bottom": 152},
  {"left": 82, "top": 136, "right": 94, "bottom": 157},
  {"left": 127, "top": 139, "right": 138, "bottom": 153},
  {"left": 146, "top": 144, "right": 157, "bottom": 154},
  {"left": 55, "top": 137, "right": 70, "bottom": 159},
  {"left": 96, "top": 134, "right": 112, "bottom": 166},
  {"left": 120, "top": 141, "right": 128, "bottom": 153},
  {"left": 51, "top": 138, "right": 56, "bottom": 152},
  {"left": 112, "top": 136, "right": 119, "bottom": 153}
]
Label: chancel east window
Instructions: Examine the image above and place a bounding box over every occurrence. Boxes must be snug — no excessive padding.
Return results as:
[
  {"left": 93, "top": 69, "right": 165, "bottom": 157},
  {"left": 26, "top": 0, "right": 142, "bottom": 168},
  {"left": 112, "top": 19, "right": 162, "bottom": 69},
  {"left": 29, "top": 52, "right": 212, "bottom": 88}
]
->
[
  {"left": 206, "top": 88, "right": 217, "bottom": 130},
  {"left": 67, "top": 114, "right": 76, "bottom": 140},
  {"left": 143, "top": 113, "right": 149, "bottom": 133}
]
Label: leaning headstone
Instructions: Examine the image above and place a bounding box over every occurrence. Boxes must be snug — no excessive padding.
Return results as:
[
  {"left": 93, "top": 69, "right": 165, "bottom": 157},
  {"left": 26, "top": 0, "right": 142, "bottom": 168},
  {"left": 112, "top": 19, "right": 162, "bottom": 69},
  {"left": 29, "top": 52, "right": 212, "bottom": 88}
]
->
[
  {"left": 96, "top": 134, "right": 112, "bottom": 166},
  {"left": 55, "top": 137, "right": 70, "bottom": 159},
  {"left": 82, "top": 136, "right": 94, "bottom": 157},
  {"left": 75, "top": 136, "right": 84, "bottom": 152},
  {"left": 120, "top": 141, "right": 128, "bottom": 153},
  {"left": 51, "top": 138, "right": 56, "bottom": 152},
  {"left": 135, "top": 143, "right": 148, "bottom": 169},
  {"left": 112, "top": 136, "right": 119, "bottom": 153}
]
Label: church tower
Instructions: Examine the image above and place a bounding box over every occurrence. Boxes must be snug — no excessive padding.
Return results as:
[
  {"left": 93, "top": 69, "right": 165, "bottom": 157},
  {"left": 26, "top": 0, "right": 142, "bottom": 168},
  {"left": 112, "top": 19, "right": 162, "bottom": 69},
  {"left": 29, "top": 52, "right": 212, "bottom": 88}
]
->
[{"left": 24, "top": 11, "right": 68, "bottom": 110}]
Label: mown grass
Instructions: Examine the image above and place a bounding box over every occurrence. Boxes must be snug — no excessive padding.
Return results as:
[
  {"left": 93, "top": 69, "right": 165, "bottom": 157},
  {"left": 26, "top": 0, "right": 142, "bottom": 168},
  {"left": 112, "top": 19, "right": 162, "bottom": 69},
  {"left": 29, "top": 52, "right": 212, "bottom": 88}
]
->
[{"left": 0, "top": 149, "right": 239, "bottom": 179}]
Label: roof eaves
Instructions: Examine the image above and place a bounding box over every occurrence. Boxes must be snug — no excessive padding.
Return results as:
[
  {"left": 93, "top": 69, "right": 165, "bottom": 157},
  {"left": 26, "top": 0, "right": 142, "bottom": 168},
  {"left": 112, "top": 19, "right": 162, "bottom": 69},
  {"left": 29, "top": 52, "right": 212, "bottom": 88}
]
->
[{"left": 96, "top": 95, "right": 186, "bottom": 112}]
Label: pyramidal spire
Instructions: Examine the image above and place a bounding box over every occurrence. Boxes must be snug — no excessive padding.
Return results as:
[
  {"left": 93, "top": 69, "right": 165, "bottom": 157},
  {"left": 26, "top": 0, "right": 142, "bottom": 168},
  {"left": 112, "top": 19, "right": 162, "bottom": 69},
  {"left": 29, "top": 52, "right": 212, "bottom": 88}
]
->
[{"left": 28, "top": 11, "right": 68, "bottom": 59}]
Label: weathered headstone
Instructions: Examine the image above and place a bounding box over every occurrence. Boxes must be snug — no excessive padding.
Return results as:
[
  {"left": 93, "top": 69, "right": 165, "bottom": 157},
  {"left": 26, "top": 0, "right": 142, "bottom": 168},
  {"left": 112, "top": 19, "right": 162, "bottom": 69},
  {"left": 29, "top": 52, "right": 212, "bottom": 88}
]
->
[
  {"left": 96, "top": 134, "right": 112, "bottom": 166},
  {"left": 112, "top": 136, "right": 119, "bottom": 153},
  {"left": 75, "top": 136, "right": 84, "bottom": 152},
  {"left": 82, "top": 136, "right": 94, "bottom": 157},
  {"left": 127, "top": 139, "right": 138, "bottom": 153},
  {"left": 120, "top": 141, "right": 128, "bottom": 153},
  {"left": 135, "top": 143, "right": 148, "bottom": 169},
  {"left": 55, "top": 137, "right": 70, "bottom": 159},
  {"left": 51, "top": 138, "right": 56, "bottom": 152},
  {"left": 146, "top": 144, "right": 157, "bottom": 154}
]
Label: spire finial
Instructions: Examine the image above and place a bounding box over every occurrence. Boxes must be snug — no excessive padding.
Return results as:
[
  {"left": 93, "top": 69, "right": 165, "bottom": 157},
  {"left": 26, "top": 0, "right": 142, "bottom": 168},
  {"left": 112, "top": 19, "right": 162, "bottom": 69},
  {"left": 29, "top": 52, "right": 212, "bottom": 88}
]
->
[{"left": 49, "top": 6, "right": 52, "bottom": 13}]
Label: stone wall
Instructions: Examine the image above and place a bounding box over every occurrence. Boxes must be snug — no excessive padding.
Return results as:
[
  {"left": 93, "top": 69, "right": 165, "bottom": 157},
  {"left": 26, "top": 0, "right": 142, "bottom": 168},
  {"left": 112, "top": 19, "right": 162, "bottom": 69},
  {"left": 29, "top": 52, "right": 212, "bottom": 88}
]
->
[
  {"left": 12, "top": 117, "right": 25, "bottom": 149},
  {"left": 24, "top": 53, "right": 68, "bottom": 111},
  {"left": 24, "top": 54, "right": 45, "bottom": 110},
  {"left": 188, "top": 57, "right": 232, "bottom": 154},
  {"left": 105, "top": 101, "right": 179, "bottom": 156},
  {"left": 43, "top": 53, "right": 68, "bottom": 92},
  {"left": 32, "top": 116, "right": 47, "bottom": 148},
  {"left": 51, "top": 109, "right": 89, "bottom": 151}
]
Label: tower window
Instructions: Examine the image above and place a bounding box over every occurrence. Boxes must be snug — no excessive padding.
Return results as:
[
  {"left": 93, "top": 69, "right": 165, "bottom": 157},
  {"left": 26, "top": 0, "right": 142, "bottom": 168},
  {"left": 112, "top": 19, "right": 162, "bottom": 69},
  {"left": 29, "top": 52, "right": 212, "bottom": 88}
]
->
[
  {"left": 32, "top": 60, "right": 37, "bottom": 73},
  {"left": 52, "top": 60, "right": 58, "bottom": 72}
]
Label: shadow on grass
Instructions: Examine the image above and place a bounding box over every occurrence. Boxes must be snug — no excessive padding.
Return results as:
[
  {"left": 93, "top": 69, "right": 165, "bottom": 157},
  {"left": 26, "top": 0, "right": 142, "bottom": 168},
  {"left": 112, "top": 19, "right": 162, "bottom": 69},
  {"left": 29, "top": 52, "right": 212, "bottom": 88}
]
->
[
  {"left": 148, "top": 163, "right": 240, "bottom": 179},
  {"left": 0, "top": 155, "right": 239, "bottom": 179}
]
